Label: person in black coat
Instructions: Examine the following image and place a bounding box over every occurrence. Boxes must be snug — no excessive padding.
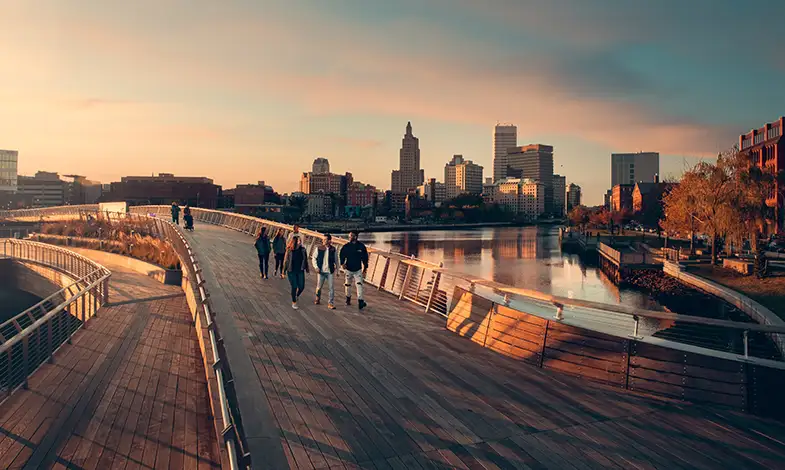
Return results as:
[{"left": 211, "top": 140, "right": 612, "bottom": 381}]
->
[{"left": 339, "top": 230, "right": 369, "bottom": 310}]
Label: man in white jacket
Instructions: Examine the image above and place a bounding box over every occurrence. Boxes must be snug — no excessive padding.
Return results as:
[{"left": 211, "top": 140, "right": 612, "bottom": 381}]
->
[{"left": 312, "top": 234, "right": 338, "bottom": 309}]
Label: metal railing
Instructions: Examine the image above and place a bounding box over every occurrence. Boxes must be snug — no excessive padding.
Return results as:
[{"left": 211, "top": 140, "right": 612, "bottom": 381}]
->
[
  {"left": 0, "top": 239, "right": 111, "bottom": 397},
  {"left": 1, "top": 209, "right": 246, "bottom": 469},
  {"left": 128, "top": 205, "right": 785, "bottom": 366},
  {"left": 0, "top": 204, "right": 98, "bottom": 221},
  {"left": 5, "top": 205, "right": 785, "bottom": 454},
  {"left": 78, "top": 209, "right": 247, "bottom": 469}
]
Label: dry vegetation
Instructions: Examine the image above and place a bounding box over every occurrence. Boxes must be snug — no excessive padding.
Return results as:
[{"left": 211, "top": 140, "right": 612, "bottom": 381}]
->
[{"left": 39, "top": 216, "right": 180, "bottom": 270}]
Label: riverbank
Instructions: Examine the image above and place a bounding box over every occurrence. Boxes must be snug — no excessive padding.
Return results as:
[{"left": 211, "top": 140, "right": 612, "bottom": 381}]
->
[
  {"left": 625, "top": 270, "right": 754, "bottom": 323},
  {"left": 309, "top": 220, "right": 557, "bottom": 234},
  {"left": 688, "top": 264, "right": 785, "bottom": 322}
]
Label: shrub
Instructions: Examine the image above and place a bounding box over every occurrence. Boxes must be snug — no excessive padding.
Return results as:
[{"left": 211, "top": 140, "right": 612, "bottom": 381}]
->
[{"left": 37, "top": 215, "right": 180, "bottom": 270}]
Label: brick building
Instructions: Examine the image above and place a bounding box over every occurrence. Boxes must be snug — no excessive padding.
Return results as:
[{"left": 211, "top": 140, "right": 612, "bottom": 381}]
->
[
  {"left": 739, "top": 116, "right": 784, "bottom": 233},
  {"left": 106, "top": 173, "right": 221, "bottom": 208},
  {"left": 611, "top": 184, "right": 634, "bottom": 212}
]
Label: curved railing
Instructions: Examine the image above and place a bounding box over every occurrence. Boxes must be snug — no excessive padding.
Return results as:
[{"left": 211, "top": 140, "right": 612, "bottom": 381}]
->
[
  {"left": 0, "top": 204, "right": 99, "bottom": 221},
  {"left": 129, "top": 205, "right": 785, "bottom": 421},
  {"left": 130, "top": 206, "right": 785, "bottom": 360},
  {"left": 0, "top": 239, "right": 111, "bottom": 398},
  {"left": 7, "top": 206, "right": 785, "bottom": 423},
  {"left": 67, "top": 209, "right": 246, "bottom": 468}
]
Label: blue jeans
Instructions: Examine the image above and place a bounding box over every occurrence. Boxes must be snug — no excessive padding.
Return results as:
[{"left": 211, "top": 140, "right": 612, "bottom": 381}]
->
[
  {"left": 287, "top": 271, "right": 305, "bottom": 302},
  {"left": 316, "top": 273, "right": 334, "bottom": 304}
]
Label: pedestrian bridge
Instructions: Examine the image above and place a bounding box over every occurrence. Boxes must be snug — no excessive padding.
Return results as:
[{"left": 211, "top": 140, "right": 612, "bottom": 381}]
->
[{"left": 1, "top": 205, "right": 785, "bottom": 469}]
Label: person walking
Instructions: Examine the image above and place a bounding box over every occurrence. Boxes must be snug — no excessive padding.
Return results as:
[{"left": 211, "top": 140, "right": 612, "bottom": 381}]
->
[
  {"left": 340, "top": 230, "right": 369, "bottom": 310},
  {"left": 284, "top": 236, "right": 309, "bottom": 309},
  {"left": 272, "top": 230, "right": 287, "bottom": 278},
  {"left": 183, "top": 206, "right": 194, "bottom": 231},
  {"left": 287, "top": 224, "right": 302, "bottom": 246},
  {"left": 312, "top": 234, "right": 337, "bottom": 309},
  {"left": 171, "top": 202, "right": 180, "bottom": 225},
  {"left": 254, "top": 227, "right": 271, "bottom": 279}
]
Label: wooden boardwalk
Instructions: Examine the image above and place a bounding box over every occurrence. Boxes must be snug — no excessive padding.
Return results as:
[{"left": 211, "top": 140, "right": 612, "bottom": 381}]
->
[
  {"left": 188, "top": 224, "right": 785, "bottom": 469},
  {"left": 0, "top": 257, "right": 221, "bottom": 469}
]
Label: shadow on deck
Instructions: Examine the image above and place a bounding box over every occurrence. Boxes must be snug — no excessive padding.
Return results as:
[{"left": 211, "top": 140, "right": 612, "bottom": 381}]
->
[
  {"left": 0, "top": 261, "right": 220, "bottom": 469},
  {"left": 187, "top": 223, "right": 785, "bottom": 470}
]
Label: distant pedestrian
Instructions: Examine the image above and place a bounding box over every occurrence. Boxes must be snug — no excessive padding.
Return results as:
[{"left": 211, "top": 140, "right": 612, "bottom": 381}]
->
[
  {"left": 183, "top": 205, "right": 194, "bottom": 231},
  {"left": 312, "top": 234, "right": 337, "bottom": 309},
  {"left": 254, "top": 227, "right": 271, "bottom": 279},
  {"left": 340, "top": 230, "right": 369, "bottom": 310},
  {"left": 272, "top": 230, "right": 286, "bottom": 278},
  {"left": 171, "top": 202, "right": 180, "bottom": 225},
  {"left": 287, "top": 224, "right": 302, "bottom": 246},
  {"left": 284, "top": 236, "right": 309, "bottom": 310}
]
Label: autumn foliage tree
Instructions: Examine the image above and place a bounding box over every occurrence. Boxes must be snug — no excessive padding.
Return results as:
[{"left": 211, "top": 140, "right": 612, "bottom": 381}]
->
[
  {"left": 661, "top": 156, "right": 736, "bottom": 263},
  {"left": 568, "top": 205, "right": 590, "bottom": 231},
  {"left": 661, "top": 146, "right": 777, "bottom": 265}
]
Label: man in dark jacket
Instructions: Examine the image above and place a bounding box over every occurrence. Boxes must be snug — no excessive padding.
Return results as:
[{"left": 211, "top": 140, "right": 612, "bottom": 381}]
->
[
  {"left": 171, "top": 202, "right": 180, "bottom": 225},
  {"left": 339, "top": 230, "right": 369, "bottom": 310},
  {"left": 312, "top": 234, "right": 337, "bottom": 309}
]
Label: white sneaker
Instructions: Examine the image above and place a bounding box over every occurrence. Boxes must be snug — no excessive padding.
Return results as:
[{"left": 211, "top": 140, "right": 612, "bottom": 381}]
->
[{"left": 292, "top": 302, "right": 299, "bottom": 310}]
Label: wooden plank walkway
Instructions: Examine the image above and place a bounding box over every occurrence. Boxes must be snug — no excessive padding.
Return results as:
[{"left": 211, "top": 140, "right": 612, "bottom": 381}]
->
[
  {"left": 0, "top": 257, "right": 221, "bottom": 469},
  {"left": 188, "top": 223, "right": 785, "bottom": 470}
]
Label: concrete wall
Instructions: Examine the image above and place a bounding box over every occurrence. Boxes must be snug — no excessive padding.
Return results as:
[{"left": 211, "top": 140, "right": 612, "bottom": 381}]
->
[
  {"left": 5, "top": 260, "right": 98, "bottom": 322},
  {"left": 664, "top": 261, "right": 785, "bottom": 356}
]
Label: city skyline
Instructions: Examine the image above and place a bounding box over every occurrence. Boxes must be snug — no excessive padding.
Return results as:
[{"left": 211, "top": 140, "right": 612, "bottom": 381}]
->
[{"left": 3, "top": 1, "right": 785, "bottom": 205}]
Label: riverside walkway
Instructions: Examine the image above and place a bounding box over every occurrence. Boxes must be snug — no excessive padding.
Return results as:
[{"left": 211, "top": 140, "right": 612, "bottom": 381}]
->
[
  {"left": 187, "top": 222, "right": 785, "bottom": 469},
  {"left": 0, "top": 254, "right": 221, "bottom": 469}
]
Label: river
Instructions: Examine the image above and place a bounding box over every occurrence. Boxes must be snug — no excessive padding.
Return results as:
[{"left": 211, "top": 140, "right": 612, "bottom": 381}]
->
[{"left": 359, "top": 226, "right": 664, "bottom": 310}]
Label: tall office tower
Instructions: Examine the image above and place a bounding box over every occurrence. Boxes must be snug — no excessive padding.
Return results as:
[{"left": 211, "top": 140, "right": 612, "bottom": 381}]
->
[
  {"left": 391, "top": 122, "right": 425, "bottom": 210},
  {"left": 493, "top": 124, "right": 517, "bottom": 182},
  {"left": 552, "top": 174, "right": 566, "bottom": 217},
  {"left": 506, "top": 144, "right": 554, "bottom": 213},
  {"left": 610, "top": 152, "right": 660, "bottom": 187}
]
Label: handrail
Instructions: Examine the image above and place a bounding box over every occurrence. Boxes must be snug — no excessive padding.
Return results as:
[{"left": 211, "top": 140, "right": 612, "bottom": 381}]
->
[
  {"left": 0, "top": 239, "right": 111, "bottom": 398},
  {"left": 124, "top": 206, "right": 785, "bottom": 342},
  {"left": 95, "top": 210, "right": 247, "bottom": 469},
  {"left": 4, "top": 205, "right": 785, "bottom": 458}
]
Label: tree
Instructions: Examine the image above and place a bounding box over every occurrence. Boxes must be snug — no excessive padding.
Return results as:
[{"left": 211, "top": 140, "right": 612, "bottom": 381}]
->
[
  {"left": 725, "top": 147, "right": 774, "bottom": 253},
  {"left": 589, "top": 208, "right": 611, "bottom": 229},
  {"left": 444, "top": 194, "right": 484, "bottom": 209},
  {"left": 661, "top": 158, "right": 736, "bottom": 264},
  {"left": 568, "top": 206, "right": 590, "bottom": 232},
  {"left": 288, "top": 195, "right": 307, "bottom": 219}
]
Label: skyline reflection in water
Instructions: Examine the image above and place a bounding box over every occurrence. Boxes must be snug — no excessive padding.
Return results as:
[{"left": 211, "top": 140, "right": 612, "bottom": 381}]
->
[{"left": 359, "top": 226, "right": 662, "bottom": 310}]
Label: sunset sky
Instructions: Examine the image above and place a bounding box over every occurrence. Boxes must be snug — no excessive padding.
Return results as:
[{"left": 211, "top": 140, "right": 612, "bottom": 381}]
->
[{"left": 2, "top": 0, "right": 784, "bottom": 204}]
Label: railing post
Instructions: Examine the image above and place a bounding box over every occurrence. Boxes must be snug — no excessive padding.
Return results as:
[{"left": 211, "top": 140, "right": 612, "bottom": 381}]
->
[
  {"left": 47, "top": 318, "right": 54, "bottom": 363},
  {"left": 743, "top": 330, "right": 749, "bottom": 359},
  {"left": 632, "top": 315, "right": 640, "bottom": 338},
  {"left": 425, "top": 272, "right": 441, "bottom": 314},
  {"left": 399, "top": 264, "right": 412, "bottom": 300},
  {"left": 378, "top": 257, "right": 391, "bottom": 291},
  {"left": 22, "top": 336, "right": 29, "bottom": 389}
]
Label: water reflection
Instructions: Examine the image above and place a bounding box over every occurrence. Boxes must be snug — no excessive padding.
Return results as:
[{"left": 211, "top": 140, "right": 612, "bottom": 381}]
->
[{"left": 360, "top": 226, "right": 661, "bottom": 310}]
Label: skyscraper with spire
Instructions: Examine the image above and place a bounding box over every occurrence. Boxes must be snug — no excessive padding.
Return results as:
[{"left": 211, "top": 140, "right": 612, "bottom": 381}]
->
[{"left": 391, "top": 121, "right": 424, "bottom": 210}]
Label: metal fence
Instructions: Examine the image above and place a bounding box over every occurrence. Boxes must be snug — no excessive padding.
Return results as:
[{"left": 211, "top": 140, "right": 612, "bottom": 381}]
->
[
  {"left": 87, "top": 210, "right": 247, "bottom": 469},
  {"left": 128, "top": 205, "right": 785, "bottom": 366},
  {"left": 5, "top": 205, "right": 785, "bottom": 461},
  {"left": 0, "top": 239, "right": 111, "bottom": 398}
]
